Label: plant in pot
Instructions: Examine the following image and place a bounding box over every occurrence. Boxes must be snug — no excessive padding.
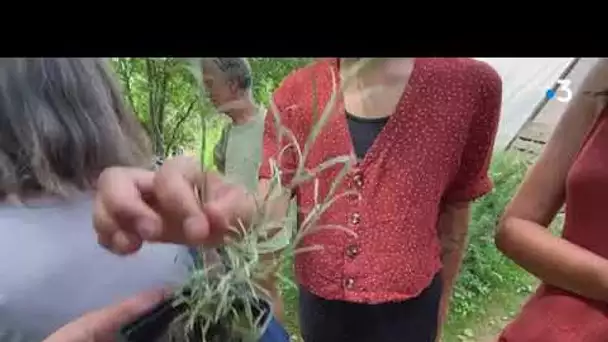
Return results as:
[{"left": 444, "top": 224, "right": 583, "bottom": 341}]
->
[{"left": 119, "top": 59, "right": 374, "bottom": 342}]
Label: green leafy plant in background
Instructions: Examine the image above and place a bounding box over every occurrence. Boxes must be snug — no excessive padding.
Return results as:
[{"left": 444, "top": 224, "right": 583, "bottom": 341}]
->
[
  {"left": 249, "top": 58, "right": 314, "bottom": 106},
  {"left": 112, "top": 58, "right": 312, "bottom": 168},
  {"left": 111, "top": 58, "right": 223, "bottom": 166},
  {"left": 112, "top": 58, "right": 205, "bottom": 158}
]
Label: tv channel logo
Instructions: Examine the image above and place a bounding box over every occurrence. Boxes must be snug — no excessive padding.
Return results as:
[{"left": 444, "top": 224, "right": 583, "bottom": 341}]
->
[{"left": 546, "top": 79, "right": 573, "bottom": 103}]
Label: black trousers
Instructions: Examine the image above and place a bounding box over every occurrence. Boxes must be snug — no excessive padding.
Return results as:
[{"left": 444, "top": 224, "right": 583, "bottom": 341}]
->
[{"left": 298, "top": 274, "right": 442, "bottom": 342}]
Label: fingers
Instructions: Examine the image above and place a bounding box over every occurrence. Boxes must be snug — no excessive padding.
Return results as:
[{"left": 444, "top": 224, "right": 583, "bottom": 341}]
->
[
  {"left": 95, "top": 202, "right": 144, "bottom": 255},
  {"left": 199, "top": 172, "right": 254, "bottom": 245},
  {"left": 153, "top": 156, "right": 210, "bottom": 244},
  {"left": 94, "top": 167, "right": 160, "bottom": 255},
  {"left": 42, "top": 290, "right": 168, "bottom": 342},
  {"left": 94, "top": 156, "right": 251, "bottom": 253},
  {"left": 87, "top": 289, "right": 168, "bottom": 340}
]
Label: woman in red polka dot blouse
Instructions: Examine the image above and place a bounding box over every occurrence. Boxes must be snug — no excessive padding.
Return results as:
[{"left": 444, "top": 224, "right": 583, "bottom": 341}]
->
[
  {"left": 257, "top": 58, "right": 502, "bottom": 341},
  {"left": 496, "top": 60, "right": 608, "bottom": 342},
  {"left": 92, "top": 58, "right": 503, "bottom": 342}
]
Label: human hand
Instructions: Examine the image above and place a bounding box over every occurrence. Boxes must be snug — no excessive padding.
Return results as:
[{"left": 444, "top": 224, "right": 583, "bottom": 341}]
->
[
  {"left": 271, "top": 292, "right": 285, "bottom": 323},
  {"left": 43, "top": 290, "right": 166, "bottom": 342},
  {"left": 94, "top": 156, "right": 253, "bottom": 255}
]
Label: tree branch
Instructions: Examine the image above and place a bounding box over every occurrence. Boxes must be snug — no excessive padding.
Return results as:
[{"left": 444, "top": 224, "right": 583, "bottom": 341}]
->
[
  {"left": 165, "top": 98, "right": 198, "bottom": 153},
  {"left": 146, "top": 59, "right": 164, "bottom": 156},
  {"left": 119, "top": 58, "right": 137, "bottom": 113},
  {"left": 157, "top": 59, "right": 171, "bottom": 137}
]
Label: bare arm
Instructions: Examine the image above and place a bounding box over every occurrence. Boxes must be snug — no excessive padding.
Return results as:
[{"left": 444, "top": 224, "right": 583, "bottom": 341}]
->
[
  {"left": 436, "top": 202, "right": 470, "bottom": 329},
  {"left": 434, "top": 61, "right": 502, "bottom": 338},
  {"left": 495, "top": 59, "right": 608, "bottom": 302}
]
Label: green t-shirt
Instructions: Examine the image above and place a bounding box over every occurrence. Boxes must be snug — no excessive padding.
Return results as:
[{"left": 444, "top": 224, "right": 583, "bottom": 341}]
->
[
  {"left": 214, "top": 112, "right": 264, "bottom": 192},
  {"left": 213, "top": 109, "right": 296, "bottom": 252}
]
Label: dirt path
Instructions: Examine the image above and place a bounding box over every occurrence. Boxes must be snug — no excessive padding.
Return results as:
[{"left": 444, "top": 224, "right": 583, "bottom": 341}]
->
[{"left": 465, "top": 303, "right": 520, "bottom": 342}]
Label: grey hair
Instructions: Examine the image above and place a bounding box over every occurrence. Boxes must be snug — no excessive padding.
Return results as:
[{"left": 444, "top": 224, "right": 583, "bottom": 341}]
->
[
  {"left": 0, "top": 58, "right": 151, "bottom": 198},
  {"left": 201, "top": 58, "right": 252, "bottom": 91}
]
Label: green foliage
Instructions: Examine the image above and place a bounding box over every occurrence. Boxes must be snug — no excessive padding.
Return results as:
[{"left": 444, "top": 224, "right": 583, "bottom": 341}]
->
[
  {"left": 250, "top": 58, "right": 313, "bottom": 106},
  {"left": 112, "top": 58, "right": 211, "bottom": 158},
  {"left": 110, "top": 58, "right": 313, "bottom": 167}
]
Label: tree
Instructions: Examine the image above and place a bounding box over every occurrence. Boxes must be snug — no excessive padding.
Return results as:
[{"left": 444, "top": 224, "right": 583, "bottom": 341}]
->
[
  {"left": 249, "top": 58, "right": 313, "bottom": 105},
  {"left": 112, "top": 58, "right": 212, "bottom": 158},
  {"left": 110, "top": 57, "right": 312, "bottom": 165}
]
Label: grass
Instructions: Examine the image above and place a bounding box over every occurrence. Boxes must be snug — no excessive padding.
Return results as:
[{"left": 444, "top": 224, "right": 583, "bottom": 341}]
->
[
  {"left": 277, "top": 152, "right": 546, "bottom": 342},
  {"left": 173, "top": 61, "right": 368, "bottom": 341}
]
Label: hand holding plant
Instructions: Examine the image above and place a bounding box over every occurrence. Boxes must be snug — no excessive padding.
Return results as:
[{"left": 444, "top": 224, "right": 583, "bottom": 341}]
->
[
  {"left": 93, "top": 59, "right": 374, "bottom": 341},
  {"left": 94, "top": 158, "right": 253, "bottom": 253}
]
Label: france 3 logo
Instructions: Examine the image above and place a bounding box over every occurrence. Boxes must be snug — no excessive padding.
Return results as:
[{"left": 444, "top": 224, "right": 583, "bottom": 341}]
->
[{"left": 546, "top": 79, "right": 573, "bottom": 103}]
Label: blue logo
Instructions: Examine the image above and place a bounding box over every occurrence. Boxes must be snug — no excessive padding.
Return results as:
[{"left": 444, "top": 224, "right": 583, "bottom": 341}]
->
[{"left": 546, "top": 79, "right": 573, "bottom": 103}]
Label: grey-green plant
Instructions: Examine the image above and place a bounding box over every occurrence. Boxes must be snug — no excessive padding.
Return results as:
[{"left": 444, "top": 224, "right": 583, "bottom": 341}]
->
[{"left": 169, "top": 59, "right": 375, "bottom": 341}]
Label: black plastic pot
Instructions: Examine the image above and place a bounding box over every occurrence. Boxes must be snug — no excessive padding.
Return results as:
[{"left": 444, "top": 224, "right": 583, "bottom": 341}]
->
[{"left": 118, "top": 290, "right": 272, "bottom": 342}]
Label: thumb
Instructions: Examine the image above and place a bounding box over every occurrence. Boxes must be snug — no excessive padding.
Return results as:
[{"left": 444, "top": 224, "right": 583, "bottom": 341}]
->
[
  {"left": 43, "top": 289, "right": 168, "bottom": 342},
  {"left": 87, "top": 289, "right": 168, "bottom": 335}
]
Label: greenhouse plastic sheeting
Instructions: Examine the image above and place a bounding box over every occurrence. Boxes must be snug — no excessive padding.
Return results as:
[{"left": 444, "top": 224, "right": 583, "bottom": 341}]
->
[{"left": 475, "top": 58, "right": 575, "bottom": 149}]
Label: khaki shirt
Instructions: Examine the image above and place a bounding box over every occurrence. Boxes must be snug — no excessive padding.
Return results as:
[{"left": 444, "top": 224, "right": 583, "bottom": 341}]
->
[
  {"left": 214, "top": 111, "right": 264, "bottom": 192},
  {"left": 213, "top": 108, "right": 296, "bottom": 252}
]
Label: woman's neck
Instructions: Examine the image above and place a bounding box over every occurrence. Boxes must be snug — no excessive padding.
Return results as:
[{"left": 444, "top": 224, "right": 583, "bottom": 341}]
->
[
  {"left": 341, "top": 58, "right": 414, "bottom": 82},
  {"left": 341, "top": 58, "right": 415, "bottom": 119},
  {"left": 225, "top": 98, "right": 259, "bottom": 126}
]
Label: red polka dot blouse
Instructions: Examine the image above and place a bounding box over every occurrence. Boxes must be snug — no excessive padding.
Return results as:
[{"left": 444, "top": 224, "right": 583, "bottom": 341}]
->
[{"left": 259, "top": 58, "right": 502, "bottom": 304}]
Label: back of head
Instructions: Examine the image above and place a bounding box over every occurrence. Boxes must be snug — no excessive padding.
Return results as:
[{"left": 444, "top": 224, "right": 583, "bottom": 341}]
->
[{"left": 0, "top": 58, "right": 151, "bottom": 199}]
